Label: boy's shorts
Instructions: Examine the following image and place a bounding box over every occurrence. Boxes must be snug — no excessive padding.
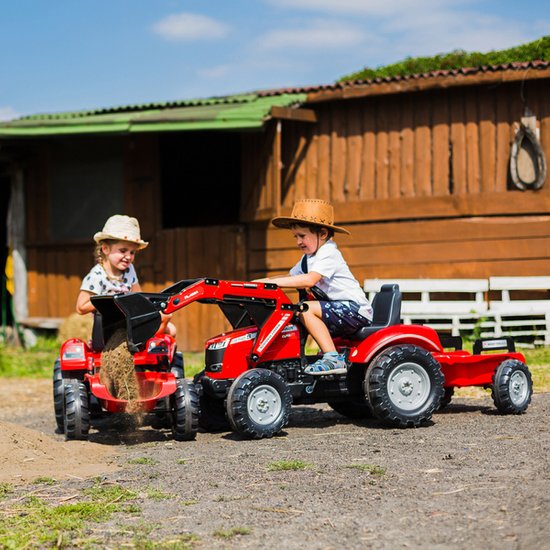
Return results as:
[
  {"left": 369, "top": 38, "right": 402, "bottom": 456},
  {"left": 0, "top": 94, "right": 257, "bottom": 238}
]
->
[{"left": 318, "top": 301, "right": 371, "bottom": 338}]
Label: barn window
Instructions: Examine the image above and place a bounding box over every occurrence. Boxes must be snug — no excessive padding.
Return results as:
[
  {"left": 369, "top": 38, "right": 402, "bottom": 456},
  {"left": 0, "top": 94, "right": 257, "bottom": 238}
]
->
[
  {"left": 49, "top": 137, "right": 124, "bottom": 241},
  {"left": 159, "top": 132, "right": 241, "bottom": 228}
]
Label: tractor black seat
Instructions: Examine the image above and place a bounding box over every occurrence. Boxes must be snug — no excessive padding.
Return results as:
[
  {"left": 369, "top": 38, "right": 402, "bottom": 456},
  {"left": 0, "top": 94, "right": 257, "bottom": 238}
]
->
[{"left": 352, "top": 284, "right": 402, "bottom": 340}]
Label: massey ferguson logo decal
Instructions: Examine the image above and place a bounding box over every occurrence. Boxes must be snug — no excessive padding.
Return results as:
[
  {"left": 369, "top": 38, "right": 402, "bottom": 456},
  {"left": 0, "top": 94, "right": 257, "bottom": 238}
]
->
[
  {"left": 183, "top": 290, "right": 200, "bottom": 300},
  {"left": 257, "top": 314, "right": 291, "bottom": 353}
]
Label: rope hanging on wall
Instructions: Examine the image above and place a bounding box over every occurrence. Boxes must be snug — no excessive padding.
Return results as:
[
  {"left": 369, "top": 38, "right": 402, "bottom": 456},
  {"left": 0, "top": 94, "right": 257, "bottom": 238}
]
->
[{"left": 509, "top": 123, "right": 547, "bottom": 191}]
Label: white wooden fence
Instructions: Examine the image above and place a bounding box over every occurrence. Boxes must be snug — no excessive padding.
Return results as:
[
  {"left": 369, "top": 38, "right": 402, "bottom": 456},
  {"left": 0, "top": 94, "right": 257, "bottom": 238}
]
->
[{"left": 364, "top": 276, "right": 550, "bottom": 345}]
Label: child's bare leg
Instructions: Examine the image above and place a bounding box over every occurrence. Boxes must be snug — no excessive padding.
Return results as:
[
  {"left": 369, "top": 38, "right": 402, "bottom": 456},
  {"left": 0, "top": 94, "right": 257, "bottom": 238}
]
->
[{"left": 300, "top": 302, "right": 336, "bottom": 353}]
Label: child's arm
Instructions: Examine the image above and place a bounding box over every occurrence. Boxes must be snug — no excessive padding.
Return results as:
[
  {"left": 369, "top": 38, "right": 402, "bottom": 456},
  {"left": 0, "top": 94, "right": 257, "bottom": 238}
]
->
[
  {"left": 76, "top": 290, "right": 96, "bottom": 315},
  {"left": 254, "top": 271, "right": 322, "bottom": 289}
]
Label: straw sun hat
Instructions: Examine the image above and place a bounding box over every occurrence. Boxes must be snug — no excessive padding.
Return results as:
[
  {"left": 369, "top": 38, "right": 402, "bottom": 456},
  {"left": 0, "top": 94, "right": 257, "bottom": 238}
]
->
[
  {"left": 93, "top": 215, "right": 149, "bottom": 249},
  {"left": 271, "top": 199, "right": 350, "bottom": 235}
]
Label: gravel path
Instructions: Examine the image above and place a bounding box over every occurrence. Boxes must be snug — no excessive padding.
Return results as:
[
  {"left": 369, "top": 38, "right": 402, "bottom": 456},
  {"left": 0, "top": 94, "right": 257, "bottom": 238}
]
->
[{"left": 1, "top": 379, "right": 549, "bottom": 548}]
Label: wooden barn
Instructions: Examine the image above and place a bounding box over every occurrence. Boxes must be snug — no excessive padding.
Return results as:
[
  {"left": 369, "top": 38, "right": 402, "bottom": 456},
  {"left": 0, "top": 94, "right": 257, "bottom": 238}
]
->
[{"left": 1, "top": 60, "right": 549, "bottom": 350}]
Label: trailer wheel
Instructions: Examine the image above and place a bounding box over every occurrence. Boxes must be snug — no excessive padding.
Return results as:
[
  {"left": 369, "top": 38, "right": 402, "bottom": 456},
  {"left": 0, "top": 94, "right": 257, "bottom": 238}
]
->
[
  {"left": 170, "top": 379, "right": 200, "bottom": 441},
  {"left": 491, "top": 360, "right": 532, "bottom": 414},
  {"left": 63, "top": 379, "right": 90, "bottom": 440},
  {"left": 53, "top": 359, "right": 65, "bottom": 433},
  {"left": 226, "top": 369, "right": 292, "bottom": 439},
  {"left": 365, "top": 345, "right": 444, "bottom": 428}
]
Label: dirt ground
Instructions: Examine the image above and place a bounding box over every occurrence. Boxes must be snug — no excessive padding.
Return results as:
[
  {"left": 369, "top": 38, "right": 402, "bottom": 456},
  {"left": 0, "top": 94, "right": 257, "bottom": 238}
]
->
[{"left": 0, "top": 377, "right": 549, "bottom": 549}]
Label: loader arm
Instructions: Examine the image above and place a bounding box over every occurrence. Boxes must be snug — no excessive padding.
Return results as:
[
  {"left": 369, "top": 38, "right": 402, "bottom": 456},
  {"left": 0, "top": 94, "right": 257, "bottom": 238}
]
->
[{"left": 92, "top": 278, "right": 302, "bottom": 359}]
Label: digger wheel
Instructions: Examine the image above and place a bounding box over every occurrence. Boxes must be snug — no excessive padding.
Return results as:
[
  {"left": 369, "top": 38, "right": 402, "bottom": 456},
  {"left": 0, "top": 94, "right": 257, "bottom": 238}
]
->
[
  {"left": 170, "top": 350, "right": 185, "bottom": 379},
  {"left": 226, "top": 369, "right": 292, "bottom": 439},
  {"left": 170, "top": 379, "right": 200, "bottom": 441},
  {"left": 53, "top": 359, "right": 64, "bottom": 433},
  {"left": 63, "top": 379, "right": 90, "bottom": 440}
]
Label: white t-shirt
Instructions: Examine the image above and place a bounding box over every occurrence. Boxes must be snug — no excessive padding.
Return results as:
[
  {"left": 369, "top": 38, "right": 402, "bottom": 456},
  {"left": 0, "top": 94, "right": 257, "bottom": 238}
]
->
[
  {"left": 289, "top": 240, "right": 373, "bottom": 321},
  {"left": 80, "top": 264, "right": 139, "bottom": 295}
]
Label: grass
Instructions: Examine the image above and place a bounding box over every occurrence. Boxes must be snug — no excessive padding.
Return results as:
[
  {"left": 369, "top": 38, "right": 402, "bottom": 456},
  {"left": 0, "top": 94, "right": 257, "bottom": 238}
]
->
[
  {"left": 0, "top": 483, "right": 139, "bottom": 548},
  {"left": 267, "top": 459, "right": 311, "bottom": 471},
  {"left": 346, "top": 464, "right": 386, "bottom": 476},
  {"left": 128, "top": 457, "right": 158, "bottom": 466},
  {"left": 213, "top": 527, "right": 251, "bottom": 539}
]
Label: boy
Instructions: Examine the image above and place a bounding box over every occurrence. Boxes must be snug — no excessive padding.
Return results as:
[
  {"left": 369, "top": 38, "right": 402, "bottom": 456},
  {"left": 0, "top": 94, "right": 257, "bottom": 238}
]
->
[{"left": 255, "top": 199, "right": 372, "bottom": 375}]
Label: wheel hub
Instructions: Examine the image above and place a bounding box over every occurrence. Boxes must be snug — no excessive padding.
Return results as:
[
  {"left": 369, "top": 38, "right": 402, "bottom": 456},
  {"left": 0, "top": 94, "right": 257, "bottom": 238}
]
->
[
  {"left": 509, "top": 371, "right": 528, "bottom": 405},
  {"left": 387, "top": 362, "right": 431, "bottom": 411},
  {"left": 248, "top": 384, "right": 282, "bottom": 425}
]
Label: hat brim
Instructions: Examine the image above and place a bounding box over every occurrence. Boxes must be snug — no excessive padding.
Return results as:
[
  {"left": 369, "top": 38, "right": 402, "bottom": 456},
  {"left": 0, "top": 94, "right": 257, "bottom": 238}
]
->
[
  {"left": 93, "top": 232, "right": 149, "bottom": 250},
  {"left": 271, "top": 216, "right": 350, "bottom": 235}
]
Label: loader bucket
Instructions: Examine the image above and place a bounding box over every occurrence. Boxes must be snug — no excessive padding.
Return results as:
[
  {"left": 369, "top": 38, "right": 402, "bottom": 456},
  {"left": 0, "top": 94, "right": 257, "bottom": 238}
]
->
[{"left": 91, "top": 293, "right": 165, "bottom": 352}]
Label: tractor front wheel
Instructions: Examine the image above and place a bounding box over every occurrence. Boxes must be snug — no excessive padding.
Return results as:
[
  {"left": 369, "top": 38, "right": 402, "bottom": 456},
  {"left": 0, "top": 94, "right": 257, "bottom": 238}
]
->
[
  {"left": 365, "top": 344, "right": 444, "bottom": 428},
  {"left": 226, "top": 369, "right": 292, "bottom": 439},
  {"left": 170, "top": 379, "right": 200, "bottom": 441},
  {"left": 53, "top": 359, "right": 64, "bottom": 433},
  {"left": 63, "top": 379, "right": 90, "bottom": 440},
  {"left": 491, "top": 360, "right": 532, "bottom": 414}
]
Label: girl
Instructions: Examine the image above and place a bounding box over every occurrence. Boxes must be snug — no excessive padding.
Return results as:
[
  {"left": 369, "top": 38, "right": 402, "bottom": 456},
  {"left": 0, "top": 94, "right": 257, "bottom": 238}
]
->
[{"left": 76, "top": 214, "right": 175, "bottom": 336}]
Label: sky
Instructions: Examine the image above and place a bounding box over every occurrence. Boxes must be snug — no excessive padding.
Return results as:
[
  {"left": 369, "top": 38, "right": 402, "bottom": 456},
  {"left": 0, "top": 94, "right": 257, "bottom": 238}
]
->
[{"left": 0, "top": 0, "right": 548, "bottom": 121}]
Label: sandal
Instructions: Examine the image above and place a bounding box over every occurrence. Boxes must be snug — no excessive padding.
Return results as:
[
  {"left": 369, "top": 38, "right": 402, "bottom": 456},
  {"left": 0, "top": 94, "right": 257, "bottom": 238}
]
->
[{"left": 304, "top": 357, "right": 347, "bottom": 376}]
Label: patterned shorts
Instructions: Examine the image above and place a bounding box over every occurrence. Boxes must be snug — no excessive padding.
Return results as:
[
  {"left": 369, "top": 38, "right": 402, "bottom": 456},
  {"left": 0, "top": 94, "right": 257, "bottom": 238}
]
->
[{"left": 318, "top": 301, "right": 371, "bottom": 338}]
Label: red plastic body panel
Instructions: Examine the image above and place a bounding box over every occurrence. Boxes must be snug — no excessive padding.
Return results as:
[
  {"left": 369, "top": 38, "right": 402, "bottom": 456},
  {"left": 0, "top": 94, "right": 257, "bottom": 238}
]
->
[
  {"left": 435, "top": 350, "right": 526, "bottom": 387},
  {"left": 86, "top": 371, "right": 177, "bottom": 413},
  {"left": 346, "top": 324, "right": 444, "bottom": 364}
]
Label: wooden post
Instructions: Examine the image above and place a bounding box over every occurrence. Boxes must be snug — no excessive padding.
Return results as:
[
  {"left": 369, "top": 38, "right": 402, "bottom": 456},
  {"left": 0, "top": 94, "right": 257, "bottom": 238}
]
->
[
  {"left": 273, "top": 120, "right": 282, "bottom": 216},
  {"left": 8, "top": 167, "right": 28, "bottom": 322}
]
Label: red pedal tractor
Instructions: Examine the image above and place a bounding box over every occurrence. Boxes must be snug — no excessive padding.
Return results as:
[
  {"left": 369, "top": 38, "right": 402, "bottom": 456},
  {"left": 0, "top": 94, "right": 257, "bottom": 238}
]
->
[
  {"left": 89, "top": 278, "right": 533, "bottom": 440},
  {"left": 54, "top": 309, "right": 199, "bottom": 441}
]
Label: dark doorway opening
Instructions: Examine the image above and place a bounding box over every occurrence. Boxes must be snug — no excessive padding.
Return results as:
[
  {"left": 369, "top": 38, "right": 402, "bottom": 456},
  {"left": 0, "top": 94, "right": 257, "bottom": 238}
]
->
[{"left": 160, "top": 132, "right": 241, "bottom": 228}]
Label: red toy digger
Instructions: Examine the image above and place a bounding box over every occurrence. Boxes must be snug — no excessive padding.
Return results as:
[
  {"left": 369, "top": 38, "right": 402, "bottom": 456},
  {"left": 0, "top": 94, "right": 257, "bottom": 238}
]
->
[
  {"left": 88, "top": 278, "right": 533, "bottom": 439},
  {"left": 53, "top": 308, "right": 199, "bottom": 441}
]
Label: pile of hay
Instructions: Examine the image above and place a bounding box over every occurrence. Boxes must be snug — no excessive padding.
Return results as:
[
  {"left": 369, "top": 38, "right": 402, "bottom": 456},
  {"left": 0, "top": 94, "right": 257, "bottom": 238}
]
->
[
  {"left": 100, "top": 328, "right": 142, "bottom": 415},
  {"left": 57, "top": 313, "right": 93, "bottom": 343}
]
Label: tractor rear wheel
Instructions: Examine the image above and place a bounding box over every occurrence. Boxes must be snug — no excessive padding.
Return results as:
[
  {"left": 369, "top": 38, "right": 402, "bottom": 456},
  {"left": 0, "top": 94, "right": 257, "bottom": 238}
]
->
[
  {"left": 365, "top": 344, "right": 444, "bottom": 428},
  {"left": 170, "top": 350, "right": 185, "bottom": 379},
  {"left": 438, "top": 387, "right": 455, "bottom": 410},
  {"left": 170, "top": 379, "right": 200, "bottom": 441},
  {"left": 226, "top": 369, "right": 292, "bottom": 439},
  {"left": 63, "top": 379, "right": 90, "bottom": 440},
  {"left": 491, "top": 360, "right": 532, "bottom": 414},
  {"left": 193, "top": 370, "right": 230, "bottom": 432},
  {"left": 53, "top": 359, "right": 64, "bottom": 433}
]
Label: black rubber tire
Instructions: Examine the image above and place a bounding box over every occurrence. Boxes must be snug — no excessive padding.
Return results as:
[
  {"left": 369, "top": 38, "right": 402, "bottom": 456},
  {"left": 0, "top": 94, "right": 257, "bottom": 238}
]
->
[
  {"left": 226, "top": 369, "right": 292, "bottom": 439},
  {"left": 53, "top": 358, "right": 64, "bottom": 433},
  {"left": 328, "top": 397, "right": 373, "bottom": 419},
  {"left": 438, "top": 387, "right": 455, "bottom": 410},
  {"left": 491, "top": 359, "right": 532, "bottom": 414},
  {"left": 63, "top": 379, "right": 90, "bottom": 440},
  {"left": 170, "top": 379, "right": 200, "bottom": 441},
  {"left": 193, "top": 370, "right": 230, "bottom": 432},
  {"left": 170, "top": 350, "right": 185, "bottom": 379},
  {"left": 364, "top": 344, "right": 444, "bottom": 428}
]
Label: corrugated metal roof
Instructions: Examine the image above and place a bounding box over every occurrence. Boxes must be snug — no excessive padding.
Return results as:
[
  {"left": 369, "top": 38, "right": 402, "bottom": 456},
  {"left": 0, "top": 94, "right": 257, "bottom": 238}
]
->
[
  {"left": 0, "top": 93, "right": 306, "bottom": 137},
  {"left": 1, "top": 60, "right": 547, "bottom": 137}
]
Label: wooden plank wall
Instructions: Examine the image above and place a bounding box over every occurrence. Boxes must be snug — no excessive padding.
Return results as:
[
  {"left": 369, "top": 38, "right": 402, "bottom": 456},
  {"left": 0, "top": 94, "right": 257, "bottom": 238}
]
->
[
  {"left": 252, "top": 78, "right": 550, "bottom": 283},
  {"left": 26, "top": 226, "right": 247, "bottom": 351},
  {"left": 280, "top": 79, "right": 549, "bottom": 204}
]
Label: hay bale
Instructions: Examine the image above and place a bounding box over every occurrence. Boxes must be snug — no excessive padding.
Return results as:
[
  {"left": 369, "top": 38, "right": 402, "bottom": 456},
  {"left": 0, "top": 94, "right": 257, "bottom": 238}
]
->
[{"left": 58, "top": 313, "right": 93, "bottom": 343}]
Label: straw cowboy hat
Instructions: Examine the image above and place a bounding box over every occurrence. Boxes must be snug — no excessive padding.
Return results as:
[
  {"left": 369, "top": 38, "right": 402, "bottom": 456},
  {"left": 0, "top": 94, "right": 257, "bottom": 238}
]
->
[
  {"left": 93, "top": 215, "right": 149, "bottom": 249},
  {"left": 271, "top": 199, "right": 350, "bottom": 235}
]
